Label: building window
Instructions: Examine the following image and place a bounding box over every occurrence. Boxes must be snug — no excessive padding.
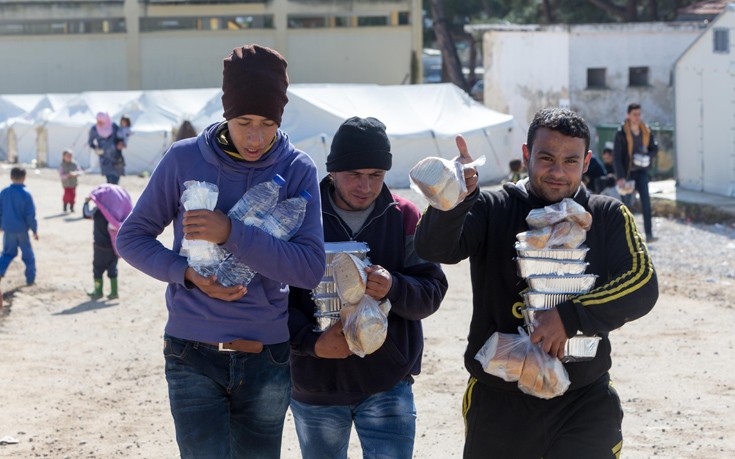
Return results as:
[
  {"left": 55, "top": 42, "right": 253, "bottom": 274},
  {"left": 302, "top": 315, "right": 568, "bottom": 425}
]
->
[
  {"left": 288, "top": 13, "right": 409, "bottom": 29},
  {"left": 586, "top": 68, "right": 606, "bottom": 89},
  {"left": 0, "top": 19, "right": 126, "bottom": 35},
  {"left": 714, "top": 28, "right": 730, "bottom": 53},
  {"left": 140, "top": 15, "right": 272, "bottom": 32},
  {"left": 629, "top": 66, "right": 649, "bottom": 87}
]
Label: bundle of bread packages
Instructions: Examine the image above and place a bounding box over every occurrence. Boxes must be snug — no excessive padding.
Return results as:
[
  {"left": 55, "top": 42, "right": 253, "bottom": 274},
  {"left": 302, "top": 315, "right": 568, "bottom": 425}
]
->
[
  {"left": 474, "top": 198, "right": 602, "bottom": 399},
  {"left": 331, "top": 253, "right": 391, "bottom": 357}
]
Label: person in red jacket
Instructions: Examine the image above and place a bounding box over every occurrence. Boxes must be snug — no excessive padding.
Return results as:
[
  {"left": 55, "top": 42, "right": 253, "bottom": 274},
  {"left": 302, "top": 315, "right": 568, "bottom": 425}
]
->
[{"left": 288, "top": 116, "right": 448, "bottom": 459}]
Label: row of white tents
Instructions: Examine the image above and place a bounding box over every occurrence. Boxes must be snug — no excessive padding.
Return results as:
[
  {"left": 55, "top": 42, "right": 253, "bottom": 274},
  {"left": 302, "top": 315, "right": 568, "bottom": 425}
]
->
[{"left": 0, "top": 84, "right": 515, "bottom": 188}]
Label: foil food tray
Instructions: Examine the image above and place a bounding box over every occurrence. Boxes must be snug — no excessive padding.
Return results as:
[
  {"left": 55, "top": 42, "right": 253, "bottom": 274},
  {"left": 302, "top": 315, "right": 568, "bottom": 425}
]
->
[
  {"left": 515, "top": 242, "right": 589, "bottom": 261},
  {"left": 525, "top": 274, "right": 597, "bottom": 293},
  {"left": 522, "top": 291, "right": 573, "bottom": 309},
  {"left": 561, "top": 335, "right": 601, "bottom": 363},
  {"left": 515, "top": 257, "right": 588, "bottom": 277}
]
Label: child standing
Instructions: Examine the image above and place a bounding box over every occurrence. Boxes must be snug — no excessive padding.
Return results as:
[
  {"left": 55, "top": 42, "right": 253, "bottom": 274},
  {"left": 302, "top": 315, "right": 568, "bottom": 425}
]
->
[
  {"left": 59, "top": 149, "right": 82, "bottom": 212},
  {"left": 83, "top": 184, "right": 133, "bottom": 299},
  {"left": 0, "top": 167, "right": 39, "bottom": 286}
]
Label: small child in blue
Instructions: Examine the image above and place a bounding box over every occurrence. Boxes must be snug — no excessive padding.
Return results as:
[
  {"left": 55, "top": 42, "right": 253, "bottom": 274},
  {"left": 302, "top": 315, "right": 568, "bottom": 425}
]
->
[{"left": 0, "top": 167, "right": 39, "bottom": 286}]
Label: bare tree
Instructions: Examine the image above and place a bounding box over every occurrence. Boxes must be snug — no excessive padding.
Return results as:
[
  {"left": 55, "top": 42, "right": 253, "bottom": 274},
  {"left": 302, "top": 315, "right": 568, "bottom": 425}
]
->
[
  {"left": 429, "top": 0, "right": 468, "bottom": 91},
  {"left": 587, "top": 0, "right": 639, "bottom": 21}
]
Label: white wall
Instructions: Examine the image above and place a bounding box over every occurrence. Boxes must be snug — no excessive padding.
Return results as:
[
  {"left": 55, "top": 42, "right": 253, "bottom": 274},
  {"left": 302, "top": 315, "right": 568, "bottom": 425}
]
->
[
  {"left": 675, "top": 7, "right": 735, "bottom": 197},
  {"left": 483, "top": 28, "right": 570, "bottom": 153}
]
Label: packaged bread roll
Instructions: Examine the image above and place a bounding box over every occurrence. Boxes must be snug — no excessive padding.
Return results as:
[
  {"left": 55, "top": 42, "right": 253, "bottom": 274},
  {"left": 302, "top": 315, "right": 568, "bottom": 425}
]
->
[
  {"left": 409, "top": 157, "right": 466, "bottom": 211},
  {"left": 340, "top": 296, "right": 388, "bottom": 357},
  {"left": 332, "top": 253, "right": 368, "bottom": 305},
  {"left": 474, "top": 331, "right": 527, "bottom": 382},
  {"left": 516, "top": 226, "right": 553, "bottom": 249},
  {"left": 547, "top": 221, "right": 587, "bottom": 249}
]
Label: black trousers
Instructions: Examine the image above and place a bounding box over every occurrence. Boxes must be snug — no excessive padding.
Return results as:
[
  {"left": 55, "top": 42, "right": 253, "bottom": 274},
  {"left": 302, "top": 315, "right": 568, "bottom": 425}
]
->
[
  {"left": 93, "top": 246, "right": 118, "bottom": 279},
  {"left": 463, "top": 373, "right": 623, "bottom": 459}
]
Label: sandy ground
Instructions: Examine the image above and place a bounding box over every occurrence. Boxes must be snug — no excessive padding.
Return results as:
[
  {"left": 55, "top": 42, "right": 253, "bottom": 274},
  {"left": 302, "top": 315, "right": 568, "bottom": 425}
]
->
[{"left": 0, "top": 166, "right": 734, "bottom": 458}]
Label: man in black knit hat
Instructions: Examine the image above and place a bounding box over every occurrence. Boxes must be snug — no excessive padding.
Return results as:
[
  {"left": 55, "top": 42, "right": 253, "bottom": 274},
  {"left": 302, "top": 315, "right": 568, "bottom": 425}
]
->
[{"left": 288, "top": 116, "right": 448, "bottom": 459}]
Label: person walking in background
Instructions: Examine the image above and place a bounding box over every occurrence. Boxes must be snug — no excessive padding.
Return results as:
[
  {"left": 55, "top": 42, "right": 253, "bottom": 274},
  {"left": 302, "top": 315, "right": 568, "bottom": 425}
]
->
[
  {"left": 0, "top": 167, "right": 38, "bottom": 287},
  {"left": 414, "top": 108, "right": 658, "bottom": 458},
  {"left": 174, "top": 120, "right": 197, "bottom": 141},
  {"left": 288, "top": 116, "right": 448, "bottom": 459},
  {"left": 88, "top": 112, "right": 123, "bottom": 184},
  {"left": 58, "top": 149, "right": 82, "bottom": 213},
  {"left": 83, "top": 184, "right": 133, "bottom": 300},
  {"left": 116, "top": 44, "right": 325, "bottom": 458},
  {"left": 613, "top": 103, "right": 659, "bottom": 241},
  {"left": 597, "top": 147, "right": 621, "bottom": 199}
]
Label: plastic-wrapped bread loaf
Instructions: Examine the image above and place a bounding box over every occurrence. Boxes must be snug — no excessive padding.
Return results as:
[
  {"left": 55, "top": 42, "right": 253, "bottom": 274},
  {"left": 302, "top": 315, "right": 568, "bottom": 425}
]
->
[
  {"left": 332, "top": 253, "right": 368, "bottom": 305},
  {"left": 547, "top": 221, "right": 587, "bottom": 249},
  {"left": 340, "top": 296, "right": 388, "bottom": 357},
  {"left": 516, "top": 226, "right": 553, "bottom": 249},
  {"left": 409, "top": 157, "right": 464, "bottom": 211}
]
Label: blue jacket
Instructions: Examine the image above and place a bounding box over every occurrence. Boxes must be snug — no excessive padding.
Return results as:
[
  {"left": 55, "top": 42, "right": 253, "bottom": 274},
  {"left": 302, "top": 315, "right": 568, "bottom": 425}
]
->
[
  {"left": 117, "top": 122, "right": 325, "bottom": 345},
  {"left": 0, "top": 183, "right": 37, "bottom": 234},
  {"left": 289, "top": 177, "right": 448, "bottom": 405}
]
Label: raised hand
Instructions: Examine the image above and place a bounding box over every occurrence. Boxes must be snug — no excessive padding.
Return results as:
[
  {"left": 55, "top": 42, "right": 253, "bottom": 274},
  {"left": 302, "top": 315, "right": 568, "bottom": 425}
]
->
[{"left": 455, "top": 135, "right": 479, "bottom": 195}]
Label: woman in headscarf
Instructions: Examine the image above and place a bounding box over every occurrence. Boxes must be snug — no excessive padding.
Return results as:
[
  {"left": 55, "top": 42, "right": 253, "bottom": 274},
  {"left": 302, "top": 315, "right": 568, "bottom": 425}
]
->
[{"left": 88, "top": 112, "right": 124, "bottom": 184}]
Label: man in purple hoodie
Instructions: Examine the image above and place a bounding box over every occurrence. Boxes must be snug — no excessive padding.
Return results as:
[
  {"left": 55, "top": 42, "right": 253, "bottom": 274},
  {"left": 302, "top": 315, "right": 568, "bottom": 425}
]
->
[{"left": 116, "top": 44, "right": 325, "bottom": 458}]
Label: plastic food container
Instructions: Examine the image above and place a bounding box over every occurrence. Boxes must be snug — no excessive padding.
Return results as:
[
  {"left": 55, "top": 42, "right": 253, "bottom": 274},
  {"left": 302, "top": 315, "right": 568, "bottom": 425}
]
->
[
  {"left": 515, "top": 242, "right": 589, "bottom": 261},
  {"left": 525, "top": 274, "right": 597, "bottom": 293},
  {"left": 515, "top": 257, "right": 588, "bottom": 277}
]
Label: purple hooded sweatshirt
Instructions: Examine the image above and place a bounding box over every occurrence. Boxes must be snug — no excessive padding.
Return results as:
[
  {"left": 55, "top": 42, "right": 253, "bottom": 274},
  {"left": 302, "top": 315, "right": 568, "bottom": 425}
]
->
[
  {"left": 116, "top": 122, "right": 325, "bottom": 345},
  {"left": 88, "top": 184, "right": 133, "bottom": 256}
]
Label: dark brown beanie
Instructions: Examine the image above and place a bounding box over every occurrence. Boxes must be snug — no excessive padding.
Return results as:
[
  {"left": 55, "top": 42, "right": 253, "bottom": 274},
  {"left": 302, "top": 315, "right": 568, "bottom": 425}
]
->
[
  {"left": 221, "top": 44, "right": 289, "bottom": 124},
  {"left": 326, "top": 117, "right": 392, "bottom": 172}
]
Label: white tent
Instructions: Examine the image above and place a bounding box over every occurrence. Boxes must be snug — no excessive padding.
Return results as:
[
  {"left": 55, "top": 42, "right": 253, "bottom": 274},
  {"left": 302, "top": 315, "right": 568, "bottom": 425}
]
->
[{"left": 1, "top": 84, "right": 514, "bottom": 187}]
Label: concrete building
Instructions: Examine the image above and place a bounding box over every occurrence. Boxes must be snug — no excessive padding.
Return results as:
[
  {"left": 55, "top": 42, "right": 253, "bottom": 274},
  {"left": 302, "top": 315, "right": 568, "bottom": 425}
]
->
[
  {"left": 466, "top": 21, "right": 706, "bottom": 160},
  {"left": 675, "top": 3, "right": 735, "bottom": 197},
  {"left": 0, "top": 0, "right": 422, "bottom": 94}
]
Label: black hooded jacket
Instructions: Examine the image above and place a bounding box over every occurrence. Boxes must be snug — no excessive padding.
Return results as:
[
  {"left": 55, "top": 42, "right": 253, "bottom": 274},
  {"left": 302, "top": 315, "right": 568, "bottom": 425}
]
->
[
  {"left": 414, "top": 180, "right": 658, "bottom": 393},
  {"left": 288, "top": 177, "right": 448, "bottom": 405}
]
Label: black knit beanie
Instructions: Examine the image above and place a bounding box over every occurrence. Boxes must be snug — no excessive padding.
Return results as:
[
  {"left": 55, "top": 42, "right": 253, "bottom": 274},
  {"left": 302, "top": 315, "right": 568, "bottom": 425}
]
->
[
  {"left": 221, "top": 44, "right": 289, "bottom": 124},
  {"left": 326, "top": 116, "right": 392, "bottom": 172}
]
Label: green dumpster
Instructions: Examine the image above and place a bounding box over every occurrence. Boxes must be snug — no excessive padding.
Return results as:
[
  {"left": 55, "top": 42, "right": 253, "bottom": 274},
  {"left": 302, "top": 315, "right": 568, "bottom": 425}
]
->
[{"left": 595, "top": 124, "right": 674, "bottom": 180}]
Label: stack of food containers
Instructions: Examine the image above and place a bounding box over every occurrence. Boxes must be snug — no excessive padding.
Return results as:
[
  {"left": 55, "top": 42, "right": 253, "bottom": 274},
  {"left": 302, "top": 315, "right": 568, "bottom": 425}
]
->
[
  {"left": 514, "top": 199, "right": 602, "bottom": 363},
  {"left": 311, "top": 241, "right": 370, "bottom": 332}
]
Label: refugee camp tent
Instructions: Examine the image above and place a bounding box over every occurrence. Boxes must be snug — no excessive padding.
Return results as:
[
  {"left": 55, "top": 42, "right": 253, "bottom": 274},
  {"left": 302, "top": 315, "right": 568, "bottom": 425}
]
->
[
  {"left": 0, "top": 94, "right": 47, "bottom": 163},
  {"left": 1, "top": 84, "right": 514, "bottom": 187},
  {"left": 195, "top": 83, "right": 515, "bottom": 187}
]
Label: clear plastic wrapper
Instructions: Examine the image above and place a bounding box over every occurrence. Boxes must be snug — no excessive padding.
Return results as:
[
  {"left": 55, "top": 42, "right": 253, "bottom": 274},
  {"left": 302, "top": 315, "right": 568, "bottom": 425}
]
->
[
  {"left": 526, "top": 198, "right": 592, "bottom": 230},
  {"left": 475, "top": 327, "right": 570, "bottom": 398},
  {"left": 215, "top": 252, "right": 256, "bottom": 287},
  {"left": 409, "top": 155, "right": 486, "bottom": 211},
  {"left": 547, "top": 221, "right": 587, "bottom": 249},
  {"left": 516, "top": 226, "right": 552, "bottom": 249},
  {"left": 517, "top": 327, "right": 571, "bottom": 399},
  {"left": 179, "top": 181, "right": 223, "bottom": 275},
  {"left": 332, "top": 253, "right": 368, "bottom": 305},
  {"left": 340, "top": 296, "right": 390, "bottom": 357},
  {"left": 515, "top": 257, "right": 588, "bottom": 277},
  {"left": 561, "top": 335, "right": 601, "bottom": 363}
]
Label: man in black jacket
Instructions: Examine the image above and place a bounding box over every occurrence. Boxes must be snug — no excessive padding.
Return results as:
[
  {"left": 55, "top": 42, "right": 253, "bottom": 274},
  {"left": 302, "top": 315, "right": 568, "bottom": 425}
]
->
[
  {"left": 415, "top": 108, "right": 657, "bottom": 458},
  {"left": 613, "top": 102, "right": 659, "bottom": 241},
  {"left": 288, "top": 116, "right": 448, "bottom": 459}
]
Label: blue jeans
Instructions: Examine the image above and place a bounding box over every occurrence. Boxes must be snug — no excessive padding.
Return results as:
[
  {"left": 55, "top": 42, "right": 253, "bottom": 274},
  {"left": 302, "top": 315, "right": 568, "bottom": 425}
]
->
[
  {"left": 0, "top": 231, "right": 35, "bottom": 284},
  {"left": 163, "top": 335, "right": 291, "bottom": 459},
  {"left": 290, "top": 380, "right": 416, "bottom": 459}
]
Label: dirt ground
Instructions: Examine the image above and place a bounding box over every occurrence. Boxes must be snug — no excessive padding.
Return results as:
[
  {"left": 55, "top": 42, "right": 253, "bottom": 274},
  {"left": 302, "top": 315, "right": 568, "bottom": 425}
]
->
[{"left": 0, "top": 166, "right": 733, "bottom": 458}]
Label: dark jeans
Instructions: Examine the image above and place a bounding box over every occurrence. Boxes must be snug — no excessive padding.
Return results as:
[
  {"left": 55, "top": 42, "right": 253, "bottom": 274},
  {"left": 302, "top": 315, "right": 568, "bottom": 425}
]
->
[
  {"left": 163, "top": 335, "right": 291, "bottom": 459},
  {"left": 105, "top": 174, "right": 120, "bottom": 184},
  {"left": 630, "top": 170, "right": 653, "bottom": 237}
]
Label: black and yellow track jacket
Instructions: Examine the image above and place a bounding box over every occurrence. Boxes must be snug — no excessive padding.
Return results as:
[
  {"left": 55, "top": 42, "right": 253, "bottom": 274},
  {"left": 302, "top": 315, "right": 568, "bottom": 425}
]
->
[{"left": 414, "top": 179, "right": 658, "bottom": 392}]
